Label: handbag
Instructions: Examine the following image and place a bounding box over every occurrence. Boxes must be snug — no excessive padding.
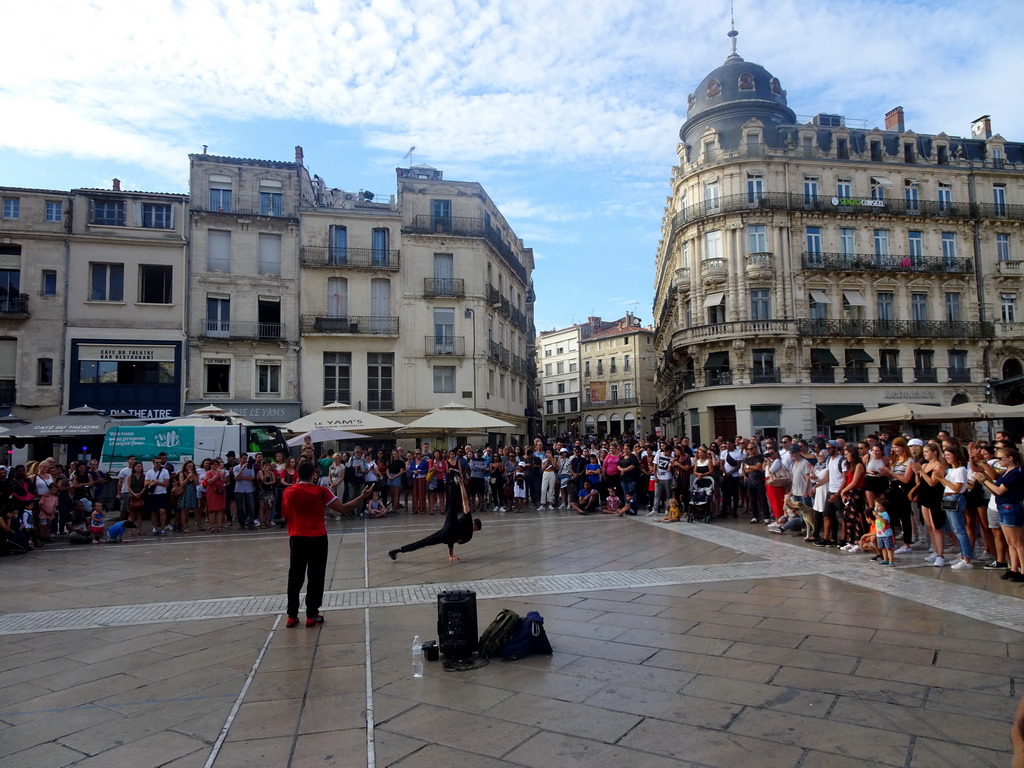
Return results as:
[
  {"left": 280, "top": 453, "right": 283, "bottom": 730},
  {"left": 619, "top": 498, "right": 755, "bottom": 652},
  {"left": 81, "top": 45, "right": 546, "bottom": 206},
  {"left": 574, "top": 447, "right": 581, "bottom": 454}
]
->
[
  {"left": 767, "top": 467, "right": 792, "bottom": 488},
  {"left": 129, "top": 495, "right": 146, "bottom": 512},
  {"left": 940, "top": 495, "right": 960, "bottom": 512}
]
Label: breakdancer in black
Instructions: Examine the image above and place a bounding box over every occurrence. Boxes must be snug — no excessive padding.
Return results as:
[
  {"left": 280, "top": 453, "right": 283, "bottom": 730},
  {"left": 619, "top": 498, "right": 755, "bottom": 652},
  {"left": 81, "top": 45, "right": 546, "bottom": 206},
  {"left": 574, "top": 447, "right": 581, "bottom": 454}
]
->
[{"left": 389, "top": 470, "right": 482, "bottom": 562}]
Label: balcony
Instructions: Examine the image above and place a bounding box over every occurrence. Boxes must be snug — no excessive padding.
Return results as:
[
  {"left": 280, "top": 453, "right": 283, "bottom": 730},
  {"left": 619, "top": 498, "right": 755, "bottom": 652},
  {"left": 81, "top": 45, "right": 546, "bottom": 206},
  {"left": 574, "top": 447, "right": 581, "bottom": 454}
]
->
[
  {"left": 425, "top": 336, "right": 466, "bottom": 356},
  {"left": 582, "top": 396, "right": 638, "bottom": 410},
  {"left": 510, "top": 305, "right": 528, "bottom": 331},
  {"left": 485, "top": 283, "right": 501, "bottom": 305},
  {"left": 995, "top": 260, "right": 1024, "bottom": 278},
  {"left": 0, "top": 293, "right": 29, "bottom": 317},
  {"left": 948, "top": 368, "right": 971, "bottom": 383},
  {"left": 424, "top": 277, "right": 464, "bottom": 298},
  {"left": 701, "top": 257, "right": 727, "bottom": 281},
  {"left": 844, "top": 366, "right": 870, "bottom": 383},
  {"left": 200, "top": 319, "right": 285, "bottom": 341},
  {"left": 797, "top": 318, "right": 993, "bottom": 339},
  {"left": 300, "top": 246, "right": 400, "bottom": 270},
  {"left": 879, "top": 368, "right": 904, "bottom": 383},
  {"left": 192, "top": 205, "right": 297, "bottom": 220},
  {"left": 745, "top": 252, "right": 774, "bottom": 275},
  {"left": 914, "top": 367, "right": 939, "bottom": 383},
  {"left": 668, "top": 320, "right": 797, "bottom": 347},
  {"left": 802, "top": 251, "right": 973, "bottom": 275},
  {"left": 300, "top": 315, "right": 399, "bottom": 335},
  {"left": 810, "top": 367, "right": 836, "bottom": 383},
  {"left": 996, "top": 322, "right": 1024, "bottom": 339},
  {"left": 706, "top": 368, "right": 733, "bottom": 387},
  {"left": 487, "top": 339, "right": 511, "bottom": 368},
  {"left": 405, "top": 215, "right": 527, "bottom": 282},
  {"left": 751, "top": 367, "right": 781, "bottom": 384},
  {"left": 670, "top": 192, "right": 978, "bottom": 235}
]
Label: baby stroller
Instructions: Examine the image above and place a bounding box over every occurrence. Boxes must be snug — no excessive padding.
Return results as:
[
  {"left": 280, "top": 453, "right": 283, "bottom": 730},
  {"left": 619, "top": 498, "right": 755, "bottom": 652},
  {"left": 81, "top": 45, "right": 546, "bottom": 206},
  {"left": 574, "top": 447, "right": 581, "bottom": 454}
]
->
[{"left": 690, "top": 476, "right": 715, "bottom": 524}]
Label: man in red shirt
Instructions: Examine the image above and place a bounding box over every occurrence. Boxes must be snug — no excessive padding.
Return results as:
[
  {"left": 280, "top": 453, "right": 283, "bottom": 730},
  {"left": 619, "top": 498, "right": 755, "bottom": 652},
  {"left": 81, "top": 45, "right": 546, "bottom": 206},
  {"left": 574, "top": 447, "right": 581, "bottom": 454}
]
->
[{"left": 283, "top": 461, "right": 374, "bottom": 628}]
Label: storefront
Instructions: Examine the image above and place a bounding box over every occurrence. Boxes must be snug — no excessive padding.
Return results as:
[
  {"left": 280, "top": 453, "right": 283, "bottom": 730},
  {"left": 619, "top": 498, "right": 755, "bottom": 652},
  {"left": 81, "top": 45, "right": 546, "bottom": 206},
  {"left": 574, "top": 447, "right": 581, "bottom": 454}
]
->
[
  {"left": 182, "top": 400, "right": 301, "bottom": 423},
  {"left": 69, "top": 340, "right": 182, "bottom": 418}
]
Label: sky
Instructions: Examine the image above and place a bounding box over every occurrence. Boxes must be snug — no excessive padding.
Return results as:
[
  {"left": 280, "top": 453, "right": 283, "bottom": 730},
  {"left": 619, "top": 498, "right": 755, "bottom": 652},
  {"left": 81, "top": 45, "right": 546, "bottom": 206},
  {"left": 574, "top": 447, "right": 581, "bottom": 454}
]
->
[{"left": 3, "top": 0, "right": 1024, "bottom": 333}]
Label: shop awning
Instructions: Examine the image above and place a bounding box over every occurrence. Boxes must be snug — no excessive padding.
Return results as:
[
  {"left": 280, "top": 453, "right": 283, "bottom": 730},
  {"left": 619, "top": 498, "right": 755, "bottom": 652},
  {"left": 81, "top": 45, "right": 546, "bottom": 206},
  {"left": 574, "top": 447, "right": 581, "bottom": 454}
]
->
[
  {"left": 703, "top": 291, "right": 726, "bottom": 308},
  {"left": 704, "top": 351, "right": 729, "bottom": 370},
  {"left": 809, "top": 290, "right": 831, "bottom": 305},
  {"left": 846, "top": 348, "right": 874, "bottom": 363},
  {"left": 843, "top": 290, "right": 866, "bottom": 306},
  {"left": 817, "top": 404, "right": 866, "bottom": 422},
  {"left": 810, "top": 348, "right": 840, "bottom": 366}
]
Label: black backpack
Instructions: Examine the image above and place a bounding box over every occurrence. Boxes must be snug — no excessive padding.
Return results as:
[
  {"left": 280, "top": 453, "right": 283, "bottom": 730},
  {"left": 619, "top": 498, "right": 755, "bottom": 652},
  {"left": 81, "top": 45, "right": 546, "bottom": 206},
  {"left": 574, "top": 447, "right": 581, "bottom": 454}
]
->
[
  {"left": 499, "top": 611, "right": 553, "bottom": 660},
  {"left": 478, "top": 609, "right": 520, "bottom": 659}
]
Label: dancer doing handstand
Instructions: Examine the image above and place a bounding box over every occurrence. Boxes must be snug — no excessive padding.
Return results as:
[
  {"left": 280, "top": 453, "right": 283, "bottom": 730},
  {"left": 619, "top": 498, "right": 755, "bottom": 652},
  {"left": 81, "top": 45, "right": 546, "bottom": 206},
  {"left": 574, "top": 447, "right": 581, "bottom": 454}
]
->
[{"left": 389, "top": 470, "right": 482, "bottom": 562}]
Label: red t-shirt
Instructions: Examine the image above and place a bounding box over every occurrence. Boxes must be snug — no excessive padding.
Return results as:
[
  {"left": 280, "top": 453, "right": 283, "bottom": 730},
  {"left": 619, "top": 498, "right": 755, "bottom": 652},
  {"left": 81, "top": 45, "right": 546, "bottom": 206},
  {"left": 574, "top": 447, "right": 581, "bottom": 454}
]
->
[{"left": 282, "top": 482, "right": 336, "bottom": 538}]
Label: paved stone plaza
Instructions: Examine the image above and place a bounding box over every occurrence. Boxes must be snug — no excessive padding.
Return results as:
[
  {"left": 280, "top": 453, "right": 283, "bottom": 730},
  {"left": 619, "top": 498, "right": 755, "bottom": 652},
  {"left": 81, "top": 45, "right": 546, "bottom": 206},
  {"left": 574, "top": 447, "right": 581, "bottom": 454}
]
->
[{"left": 0, "top": 511, "right": 1020, "bottom": 767}]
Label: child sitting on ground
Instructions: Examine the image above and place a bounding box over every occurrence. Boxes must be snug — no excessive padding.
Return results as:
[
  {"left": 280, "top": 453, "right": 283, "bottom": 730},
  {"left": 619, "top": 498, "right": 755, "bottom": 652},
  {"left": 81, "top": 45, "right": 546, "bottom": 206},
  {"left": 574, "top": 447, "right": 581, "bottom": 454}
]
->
[
  {"left": 622, "top": 491, "right": 638, "bottom": 516},
  {"left": 366, "top": 490, "right": 388, "bottom": 519},
  {"left": 604, "top": 488, "right": 621, "bottom": 515},
  {"left": 658, "top": 498, "right": 682, "bottom": 523}
]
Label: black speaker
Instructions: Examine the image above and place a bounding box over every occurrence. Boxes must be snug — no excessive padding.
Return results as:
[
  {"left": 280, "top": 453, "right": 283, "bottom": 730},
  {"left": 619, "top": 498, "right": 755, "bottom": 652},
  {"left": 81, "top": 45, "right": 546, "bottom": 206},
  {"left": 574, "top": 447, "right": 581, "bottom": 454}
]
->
[{"left": 437, "top": 590, "right": 478, "bottom": 661}]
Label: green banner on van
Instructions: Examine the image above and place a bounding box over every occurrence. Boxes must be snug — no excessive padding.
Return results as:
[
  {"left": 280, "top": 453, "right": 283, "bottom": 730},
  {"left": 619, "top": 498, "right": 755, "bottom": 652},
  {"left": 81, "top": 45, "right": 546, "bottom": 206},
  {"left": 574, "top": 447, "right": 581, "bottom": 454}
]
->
[{"left": 102, "top": 426, "right": 196, "bottom": 466}]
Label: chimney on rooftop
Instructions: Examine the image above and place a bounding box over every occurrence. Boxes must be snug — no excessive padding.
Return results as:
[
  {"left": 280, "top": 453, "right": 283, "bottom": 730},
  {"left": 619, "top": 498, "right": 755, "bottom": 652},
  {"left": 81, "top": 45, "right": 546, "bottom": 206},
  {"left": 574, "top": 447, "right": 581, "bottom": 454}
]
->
[
  {"left": 885, "top": 106, "right": 905, "bottom": 133},
  {"left": 295, "top": 145, "right": 304, "bottom": 164},
  {"left": 971, "top": 115, "right": 992, "bottom": 139},
  {"left": 112, "top": 178, "right": 121, "bottom": 191}
]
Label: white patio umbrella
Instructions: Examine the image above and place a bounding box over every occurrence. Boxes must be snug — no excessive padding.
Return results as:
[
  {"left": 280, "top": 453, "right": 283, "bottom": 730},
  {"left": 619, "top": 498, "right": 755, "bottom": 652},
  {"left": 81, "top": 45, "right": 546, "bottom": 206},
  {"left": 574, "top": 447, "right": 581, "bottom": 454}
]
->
[
  {"left": 160, "top": 416, "right": 256, "bottom": 427},
  {"left": 396, "top": 402, "right": 517, "bottom": 433},
  {"left": 282, "top": 402, "right": 403, "bottom": 434},
  {"left": 836, "top": 403, "right": 948, "bottom": 426},
  {"left": 286, "top": 427, "right": 368, "bottom": 446},
  {"left": 941, "top": 402, "right": 1024, "bottom": 420},
  {"left": 192, "top": 404, "right": 228, "bottom": 415}
]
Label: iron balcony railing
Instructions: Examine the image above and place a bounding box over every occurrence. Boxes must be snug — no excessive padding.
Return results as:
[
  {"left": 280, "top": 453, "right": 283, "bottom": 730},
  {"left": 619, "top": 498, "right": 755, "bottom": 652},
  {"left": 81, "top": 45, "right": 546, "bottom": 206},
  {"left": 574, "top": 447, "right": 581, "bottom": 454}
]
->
[
  {"left": 424, "top": 278, "right": 465, "bottom": 298},
  {"left": 200, "top": 319, "right": 284, "bottom": 340},
  {"left": 706, "top": 368, "right": 733, "bottom": 387},
  {"left": 424, "top": 336, "right": 466, "bottom": 356},
  {"left": 809, "top": 366, "right": 969, "bottom": 384},
  {"left": 948, "top": 369, "right": 971, "bottom": 383},
  {"left": 796, "top": 318, "right": 993, "bottom": 339},
  {"left": 300, "top": 315, "right": 399, "bottom": 335},
  {"left": 191, "top": 205, "right": 297, "bottom": 219},
  {"left": 670, "top": 192, "right": 993, "bottom": 234},
  {"left": 669, "top": 320, "right": 797, "bottom": 346},
  {"left": 810, "top": 368, "right": 835, "bottom": 383},
  {"left": 914, "top": 367, "right": 939, "bottom": 383},
  {"left": 406, "top": 215, "right": 527, "bottom": 282},
  {"left": 844, "top": 367, "right": 870, "bottom": 383},
  {"left": 300, "top": 246, "right": 400, "bottom": 270},
  {"left": 751, "top": 367, "right": 781, "bottom": 384},
  {"left": 582, "top": 396, "right": 638, "bottom": 410},
  {"left": 802, "top": 251, "right": 973, "bottom": 274},
  {"left": 879, "top": 368, "right": 903, "bottom": 383},
  {"left": 487, "top": 339, "right": 511, "bottom": 367},
  {"left": 0, "top": 293, "right": 30, "bottom": 316}
]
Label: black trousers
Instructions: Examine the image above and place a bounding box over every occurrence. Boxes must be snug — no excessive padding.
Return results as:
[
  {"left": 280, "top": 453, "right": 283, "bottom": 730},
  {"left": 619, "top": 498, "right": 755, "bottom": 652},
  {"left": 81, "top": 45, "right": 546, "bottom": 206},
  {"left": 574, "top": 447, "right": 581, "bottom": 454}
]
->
[
  {"left": 721, "top": 475, "right": 740, "bottom": 515},
  {"left": 287, "top": 535, "right": 329, "bottom": 618},
  {"left": 400, "top": 496, "right": 459, "bottom": 553}
]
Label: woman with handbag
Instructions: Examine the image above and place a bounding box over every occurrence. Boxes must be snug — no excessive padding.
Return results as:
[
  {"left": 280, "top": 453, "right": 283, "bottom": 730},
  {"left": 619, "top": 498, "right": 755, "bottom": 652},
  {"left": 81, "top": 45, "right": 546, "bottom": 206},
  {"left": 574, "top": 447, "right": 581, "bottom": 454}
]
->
[
  {"left": 838, "top": 446, "right": 867, "bottom": 551},
  {"left": 764, "top": 448, "right": 790, "bottom": 522},
  {"left": 935, "top": 446, "right": 973, "bottom": 570},
  {"left": 913, "top": 442, "right": 950, "bottom": 567}
]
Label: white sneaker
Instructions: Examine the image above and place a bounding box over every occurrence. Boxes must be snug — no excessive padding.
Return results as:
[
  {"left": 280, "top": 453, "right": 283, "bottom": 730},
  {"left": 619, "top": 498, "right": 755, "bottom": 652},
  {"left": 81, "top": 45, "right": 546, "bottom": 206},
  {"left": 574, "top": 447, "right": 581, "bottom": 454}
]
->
[
  {"left": 894, "top": 546, "right": 913, "bottom": 555},
  {"left": 839, "top": 544, "right": 853, "bottom": 552},
  {"left": 499, "top": 507, "right": 506, "bottom": 512},
  {"left": 951, "top": 558, "right": 973, "bottom": 570},
  {"left": 493, "top": 505, "right": 499, "bottom": 512},
  {"left": 932, "top": 556, "right": 947, "bottom": 567},
  {"left": 848, "top": 545, "right": 863, "bottom": 553},
  {"left": 910, "top": 540, "right": 929, "bottom": 551},
  {"left": 924, "top": 552, "right": 938, "bottom": 563},
  {"left": 750, "top": 517, "right": 759, "bottom": 523}
]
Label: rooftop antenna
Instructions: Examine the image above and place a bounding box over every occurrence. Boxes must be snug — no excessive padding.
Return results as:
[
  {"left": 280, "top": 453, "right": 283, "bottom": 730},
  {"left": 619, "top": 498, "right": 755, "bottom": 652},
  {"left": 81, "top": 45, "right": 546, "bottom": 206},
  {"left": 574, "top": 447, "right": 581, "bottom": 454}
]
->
[
  {"left": 727, "top": 0, "right": 740, "bottom": 60},
  {"left": 404, "top": 146, "right": 416, "bottom": 166}
]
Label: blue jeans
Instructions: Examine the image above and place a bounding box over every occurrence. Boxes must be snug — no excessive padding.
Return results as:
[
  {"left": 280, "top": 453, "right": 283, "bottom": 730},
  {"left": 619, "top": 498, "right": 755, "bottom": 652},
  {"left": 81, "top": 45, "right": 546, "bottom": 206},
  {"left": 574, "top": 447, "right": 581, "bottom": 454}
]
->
[
  {"left": 235, "top": 491, "right": 256, "bottom": 527},
  {"left": 944, "top": 494, "right": 972, "bottom": 559}
]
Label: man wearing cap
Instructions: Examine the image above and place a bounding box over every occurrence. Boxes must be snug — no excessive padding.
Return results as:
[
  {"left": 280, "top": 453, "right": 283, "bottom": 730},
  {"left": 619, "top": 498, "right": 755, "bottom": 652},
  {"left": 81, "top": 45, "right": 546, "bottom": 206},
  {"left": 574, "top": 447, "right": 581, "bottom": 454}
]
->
[{"left": 389, "top": 471, "right": 482, "bottom": 562}]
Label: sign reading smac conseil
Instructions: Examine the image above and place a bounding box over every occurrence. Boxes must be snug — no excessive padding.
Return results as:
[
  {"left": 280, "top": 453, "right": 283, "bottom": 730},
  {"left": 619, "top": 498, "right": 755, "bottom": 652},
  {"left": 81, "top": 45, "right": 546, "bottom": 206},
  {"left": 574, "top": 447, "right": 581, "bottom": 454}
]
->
[{"left": 831, "top": 197, "right": 885, "bottom": 208}]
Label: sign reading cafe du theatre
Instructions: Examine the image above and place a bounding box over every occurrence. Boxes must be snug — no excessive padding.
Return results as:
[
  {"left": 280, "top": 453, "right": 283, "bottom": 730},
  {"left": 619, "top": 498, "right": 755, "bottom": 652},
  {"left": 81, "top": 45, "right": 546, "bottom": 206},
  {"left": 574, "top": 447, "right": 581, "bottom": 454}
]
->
[{"left": 80, "top": 345, "right": 176, "bottom": 362}]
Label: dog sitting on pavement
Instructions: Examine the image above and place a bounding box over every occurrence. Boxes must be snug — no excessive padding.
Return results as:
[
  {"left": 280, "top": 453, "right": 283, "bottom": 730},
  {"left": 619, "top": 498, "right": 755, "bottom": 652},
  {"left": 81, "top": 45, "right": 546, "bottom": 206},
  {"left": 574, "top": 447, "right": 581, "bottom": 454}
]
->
[{"left": 785, "top": 494, "right": 816, "bottom": 541}]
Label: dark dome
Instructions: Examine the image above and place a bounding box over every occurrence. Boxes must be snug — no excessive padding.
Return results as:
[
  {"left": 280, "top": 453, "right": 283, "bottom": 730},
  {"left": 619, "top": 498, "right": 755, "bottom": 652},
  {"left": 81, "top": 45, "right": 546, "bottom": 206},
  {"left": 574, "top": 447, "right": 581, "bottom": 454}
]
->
[{"left": 687, "top": 53, "right": 788, "bottom": 120}]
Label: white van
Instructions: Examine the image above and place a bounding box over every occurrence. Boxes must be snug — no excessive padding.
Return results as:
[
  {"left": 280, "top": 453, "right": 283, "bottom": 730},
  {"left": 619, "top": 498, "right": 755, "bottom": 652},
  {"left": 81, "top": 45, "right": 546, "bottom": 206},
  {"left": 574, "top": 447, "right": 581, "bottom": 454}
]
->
[{"left": 100, "top": 423, "right": 288, "bottom": 470}]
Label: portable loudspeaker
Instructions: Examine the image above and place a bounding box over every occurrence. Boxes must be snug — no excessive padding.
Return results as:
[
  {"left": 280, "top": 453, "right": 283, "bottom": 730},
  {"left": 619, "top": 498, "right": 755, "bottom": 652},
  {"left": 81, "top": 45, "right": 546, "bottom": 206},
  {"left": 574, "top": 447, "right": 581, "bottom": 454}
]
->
[{"left": 437, "top": 590, "right": 478, "bottom": 661}]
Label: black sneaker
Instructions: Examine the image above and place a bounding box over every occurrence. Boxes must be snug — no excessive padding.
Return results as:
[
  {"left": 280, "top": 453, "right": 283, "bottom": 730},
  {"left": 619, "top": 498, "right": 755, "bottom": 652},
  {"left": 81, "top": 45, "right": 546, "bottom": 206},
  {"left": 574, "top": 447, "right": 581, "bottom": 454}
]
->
[
  {"left": 813, "top": 539, "right": 828, "bottom": 547},
  {"left": 388, "top": 550, "right": 398, "bottom": 561},
  {"left": 984, "top": 561, "right": 1007, "bottom": 570}
]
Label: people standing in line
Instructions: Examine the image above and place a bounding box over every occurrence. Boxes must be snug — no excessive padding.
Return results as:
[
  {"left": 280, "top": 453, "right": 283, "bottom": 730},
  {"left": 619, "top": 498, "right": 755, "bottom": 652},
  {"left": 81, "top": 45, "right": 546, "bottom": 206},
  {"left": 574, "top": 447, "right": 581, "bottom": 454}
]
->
[
  {"left": 489, "top": 450, "right": 507, "bottom": 512},
  {"left": 719, "top": 439, "right": 744, "bottom": 518},
  {"left": 387, "top": 448, "right": 406, "bottom": 513},
  {"left": 914, "top": 443, "right": 950, "bottom": 567},
  {"left": 410, "top": 448, "right": 429, "bottom": 514},
  {"left": 232, "top": 452, "right": 257, "bottom": 530},
  {"left": 175, "top": 460, "right": 200, "bottom": 533},
  {"left": 973, "top": 446, "right": 1024, "bottom": 582},
  {"left": 145, "top": 458, "right": 170, "bottom": 536},
  {"left": 258, "top": 459, "right": 278, "bottom": 527},
  {"left": 202, "top": 458, "right": 228, "bottom": 533}
]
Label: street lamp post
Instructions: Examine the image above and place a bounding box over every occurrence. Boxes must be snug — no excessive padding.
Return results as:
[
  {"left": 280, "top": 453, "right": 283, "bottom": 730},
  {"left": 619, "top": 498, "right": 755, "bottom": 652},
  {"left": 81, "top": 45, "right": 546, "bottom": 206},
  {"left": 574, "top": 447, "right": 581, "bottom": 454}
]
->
[{"left": 464, "top": 308, "right": 476, "bottom": 409}]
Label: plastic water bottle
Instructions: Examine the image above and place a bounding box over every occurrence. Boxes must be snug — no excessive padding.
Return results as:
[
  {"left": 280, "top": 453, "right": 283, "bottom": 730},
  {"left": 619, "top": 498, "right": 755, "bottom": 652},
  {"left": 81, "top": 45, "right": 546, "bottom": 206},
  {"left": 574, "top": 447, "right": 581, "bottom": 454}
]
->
[{"left": 412, "top": 635, "right": 423, "bottom": 678}]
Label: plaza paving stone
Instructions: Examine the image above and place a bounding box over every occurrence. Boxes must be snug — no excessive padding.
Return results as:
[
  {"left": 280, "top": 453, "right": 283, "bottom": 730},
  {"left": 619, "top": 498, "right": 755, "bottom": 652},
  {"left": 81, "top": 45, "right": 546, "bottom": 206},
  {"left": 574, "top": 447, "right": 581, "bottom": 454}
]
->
[{"left": 0, "top": 508, "right": 1020, "bottom": 767}]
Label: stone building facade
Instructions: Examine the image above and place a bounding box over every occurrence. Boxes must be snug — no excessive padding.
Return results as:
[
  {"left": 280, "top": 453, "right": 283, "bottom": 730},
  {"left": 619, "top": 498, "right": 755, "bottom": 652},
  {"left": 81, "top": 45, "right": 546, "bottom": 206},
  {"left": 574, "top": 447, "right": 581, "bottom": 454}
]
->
[{"left": 653, "top": 33, "right": 1024, "bottom": 443}]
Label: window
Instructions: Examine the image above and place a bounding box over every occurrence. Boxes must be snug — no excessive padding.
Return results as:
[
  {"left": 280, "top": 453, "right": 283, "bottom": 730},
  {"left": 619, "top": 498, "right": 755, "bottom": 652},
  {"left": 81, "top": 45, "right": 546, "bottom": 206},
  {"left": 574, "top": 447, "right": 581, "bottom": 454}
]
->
[
  {"left": 746, "top": 174, "right": 763, "bottom": 203},
  {"left": 805, "top": 227, "right": 822, "bottom": 254},
  {"left": 499, "top": 373, "right": 506, "bottom": 398},
  {"left": 877, "top": 291, "right": 895, "bottom": 321},
  {"left": 682, "top": 240, "right": 691, "bottom": 268},
  {"left": 949, "top": 350, "right": 968, "bottom": 377},
  {"left": 367, "top": 353, "right": 394, "bottom": 410},
  {"left": 911, "top": 292, "right": 929, "bottom": 323},
  {"left": 803, "top": 177, "right": 819, "bottom": 204},
  {"left": 704, "top": 230, "right": 722, "bottom": 260},
  {"left": 558, "top": 399, "right": 566, "bottom": 413},
  {"left": 836, "top": 179, "right": 851, "bottom": 199},
  {"left": 259, "top": 180, "right": 283, "bottom": 216},
  {"left": 843, "top": 291, "right": 865, "bottom": 321},
  {"left": 1001, "top": 293, "right": 1017, "bottom": 324},
  {"left": 880, "top": 349, "right": 900, "bottom": 374},
  {"left": 684, "top": 298, "right": 692, "bottom": 327},
  {"left": 372, "top": 228, "right": 390, "bottom": 266},
  {"left": 92, "top": 200, "right": 125, "bottom": 226},
  {"left": 205, "top": 360, "right": 231, "bottom": 395},
  {"left": 905, "top": 181, "right": 920, "bottom": 211},
  {"left": 752, "top": 349, "right": 776, "bottom": 379},
  {"left": 569, "top": 361, "right": 577, "bottom": 372},
  {"left": 839, "top": 228, "right": 855, "bottom": 256},
  {"left": 584, "top": 361, "right": 591, "bottom": 377},
  {"left": 38, "top": 358, "right": 53, "bottom": 385},
  {"left": 707, "top": 294, "right": 726, "bottom": 324},
  {"left": 748, "top": 224, "right": 767, "bottom": 253},
  {"left": 610, "top": 357, "right": 617, "bottom": 374},
  {"left": 914, "top": 350, "right": 935, "bottom": 380},
  {"left": 556, "top": 346, "right": 564, "bottom": 354},
  {"left": 433, "top": 252, "right": 454, "bottom": 294},
  {"left": 610, "top": 384, "right": 619, "bottom": 402},
  {"left": 207, "top": 230, "right": 231, "bottom": 272},
  {"left": 941, "top": 232, "right": 957, "bottom": 265},
  {"left": 433, "top": 308, "right": 454, "bottom": 353},
  {"left": 624, "top": 382, "right": 632, "bottom": 400},
  {"left": 323, "top": 352, "right": 351, "bottom": 405},
  {"left": 90, "top": 263, "right": 124, "bottom": 301},
  {"left": 258, "top": 233, "right": 281, "bottom": 276},
  {"left": 206, "top": 295, "right": 230, "bottom": 336},
  {"left": 41, "top": 270, "right": 57, "bottom": 296},
  {"left": 321, "top": 278, "right": 347, "bottom": 320},
  {"left": 370, "top": 278, "right": 391, "bottom": 332},
  {"left": 141, "top": 203, "right": 173, "bottom": 229},
  {"left": 809, "top": 291, "right": 829, "bottom": 320},
  {"left": 750, "top": 289, "right": 772, "bottom": 321},
  {"left": 329, "top": 225, "right": 348, "bottom": 265},
  {"left": 546, "top": 400, "right": 554, "bottom": 415},
  {"left": 544, "top": 362, "right": 553, "bottom": 376},
  {"left": 870, "top": 141, "right": 883, "bottom": 162},
  {"left": 257, "top": 362, "right": 281, "bottom": 394},
  {"left": 45, "top": 201, "right": 62, "bottom": 222},
  {"left": 907, "top": 231, "right": 923, "bottom": 267},
  {"left": 624, "top": 354, "right": 631, "bottom": 371},
  {"left": 138, "top": 264, "right": 172, "bottom": 304},
  {"left": 870, "top": 177, "right": 886, "bottom": 201},
  {"left": 570, "top": 396, "right": 578, "bottom": 411},
  {"left": 544, "top": 348, "right": 552, "bottom": 357},
  {"left": 997, "top": 234, "right": 1011, "bottom": 262},
  {"left": 994, "top": 185, "right": 1007, "bottom": 217},
  {"left": 209, "top": 176, "right": 232, "bottom": 212},
  {"left": 556, "top": 361, "right": 564, "bottom": 374},
  {"left": 938, "top": 183, "right": 952, "bottom": 211},
  {"left": 704, "top": 182, "right": 720, "bottom": 213},
  {"left": 873, "top": 229, "right": 890, "bottom": 257},
  {"left": 2, "top": 198, "right": 19, "bottom": 219},
  {"left": 257, "top": 297, "right": 282, "bottom": 339},
  {"left": 945, "top": 292, "right": 962, "bottom": 322},
  {"left": 433, "top": 365, "right": 456, "bottom": 393}
]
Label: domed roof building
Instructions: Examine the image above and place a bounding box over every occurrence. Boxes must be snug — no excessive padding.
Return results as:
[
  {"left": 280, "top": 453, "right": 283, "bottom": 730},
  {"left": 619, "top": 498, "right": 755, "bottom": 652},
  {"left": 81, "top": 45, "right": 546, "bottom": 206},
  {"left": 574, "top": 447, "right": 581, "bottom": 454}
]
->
[{"left": 651, "top": 27, "right": 1024, "bottom": 443}]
